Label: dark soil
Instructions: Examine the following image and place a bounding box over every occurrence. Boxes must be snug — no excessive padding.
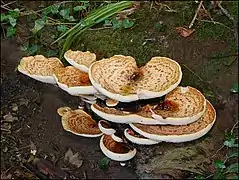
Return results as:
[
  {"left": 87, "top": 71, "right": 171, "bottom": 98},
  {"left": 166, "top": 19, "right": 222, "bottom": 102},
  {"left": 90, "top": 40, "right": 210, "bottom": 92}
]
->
[{"left": 1, "top": 1, "right": 238, "bottom": 179}]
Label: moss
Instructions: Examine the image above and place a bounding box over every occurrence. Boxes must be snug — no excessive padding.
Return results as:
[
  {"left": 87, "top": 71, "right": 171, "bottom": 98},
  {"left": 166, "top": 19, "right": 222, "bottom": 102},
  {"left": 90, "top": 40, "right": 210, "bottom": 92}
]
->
[{"left": 76, "top": 3, "right": 170, "bottom": 66}]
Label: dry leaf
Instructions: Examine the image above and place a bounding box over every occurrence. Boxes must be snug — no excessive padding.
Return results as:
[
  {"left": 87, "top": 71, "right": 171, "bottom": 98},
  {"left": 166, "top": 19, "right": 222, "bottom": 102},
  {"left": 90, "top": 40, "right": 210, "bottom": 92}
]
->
[
  {"left": 198, "top": 9, "right": 210, "bottom": 19},
  {"left": 175, "top": 27, "right": 195, "bottom": 37},
  {"left": 64, "top": 148, "right": 83, "bottom": 168}
]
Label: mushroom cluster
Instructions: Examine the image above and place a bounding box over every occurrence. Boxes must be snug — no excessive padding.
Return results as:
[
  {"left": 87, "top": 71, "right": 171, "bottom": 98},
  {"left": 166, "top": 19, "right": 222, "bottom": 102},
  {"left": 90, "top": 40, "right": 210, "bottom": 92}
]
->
[{"left": 17, "top": 50, "right": 216, "bottom": 162}]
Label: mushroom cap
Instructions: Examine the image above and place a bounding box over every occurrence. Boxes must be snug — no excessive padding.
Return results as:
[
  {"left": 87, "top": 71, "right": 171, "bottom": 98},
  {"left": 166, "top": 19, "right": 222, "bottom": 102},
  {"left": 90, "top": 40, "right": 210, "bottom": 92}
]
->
[
  {"left": 124, "top": 128, "right": 161, "bottom": 145},
  {"left": 129, "top": 100, "right": 216, "bottom": 143},
  {"left": 150, "top": 86, "right": 207, "bottom": 125},
  {"left": 58, "top": 107, "right": 103, "bottom": 138},
  {"left": 17, "top": 55, "right": 64, "bottom": 84},
  {"left": 106, "top": 99, "right": 119, "bottom": 107},
  {"left": 98, "top": 120, "right": 116, "bottom": 135},
  {"left": 53, "top": 66, "right": 98, "bottom": 96},
  {"left": 91, "top": 104, "right": 166, "bottom": 125},
  {"left": 89, "top": 55, "right": 182, "bottom": 102},
  {"left": 64, "top": 50, "right": 96, "bottom": 73},
  {"left": 100, "top": 135, "right": 137, "bottom": 161}
]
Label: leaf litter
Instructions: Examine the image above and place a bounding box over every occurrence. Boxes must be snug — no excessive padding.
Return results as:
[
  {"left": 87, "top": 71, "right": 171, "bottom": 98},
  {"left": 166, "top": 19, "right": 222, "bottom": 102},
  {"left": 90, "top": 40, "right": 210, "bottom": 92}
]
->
[{"left": 64, "top": 148, "right": 83, "bottom": 168}]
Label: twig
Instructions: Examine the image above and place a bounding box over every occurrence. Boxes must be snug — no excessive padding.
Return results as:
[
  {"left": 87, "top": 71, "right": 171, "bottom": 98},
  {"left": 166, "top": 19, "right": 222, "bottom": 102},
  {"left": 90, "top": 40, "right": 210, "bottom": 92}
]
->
[
  {"left": 83, "top": 171, "right": 88, "bottom": 179},
  {"left": 1, "top": 1, "right": 16, "bottom": 8},
  {"left": 231, "top": 121, "right": 239, "bottom": 134},
  {"left": 1, "top": 5, "right": 12, "bottom": 11},
  {"left": 217, "top": 3, "right": 236, "bottom": 25},
  {"left": 211, "top": 144, "right": 225, "bottom": 158},
  {"left": 197, "top": 19, "right": 233, "bottom": 31},
  {"left": 89, "top": 26, "right": 113, "bottom": 31},
  {"left": 182, "top": 64, "right": 204, "bottom": 82},
  {"left": 189, "top": 1, "right": 203, "bottom": 29}
]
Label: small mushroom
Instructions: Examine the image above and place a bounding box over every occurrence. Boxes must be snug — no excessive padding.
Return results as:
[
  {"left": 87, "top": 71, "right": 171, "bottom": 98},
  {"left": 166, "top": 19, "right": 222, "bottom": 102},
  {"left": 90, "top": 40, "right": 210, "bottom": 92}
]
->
[
  {"left": 98, "top": 120, "right": 116, "bottom": 135},
  {"left": 124, "top": 128, "right": 161, "bottom": 145},
  {"left": 100, "top": 134, "right": 136, "bottom": 161},
  {"left": 57, "top": 107, "right": 72, "bottom": 116},
  {"left": 106, "top": 99, "right": 119, "bottom": 107},
  {"left": 57, "top": 107, "right": 103, "bottom": 138}
]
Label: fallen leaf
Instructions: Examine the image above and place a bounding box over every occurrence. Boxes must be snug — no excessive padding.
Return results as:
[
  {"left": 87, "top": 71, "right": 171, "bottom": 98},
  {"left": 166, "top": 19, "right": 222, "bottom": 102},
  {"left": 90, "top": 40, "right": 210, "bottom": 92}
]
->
[
  {"left": 175, "top": 27, "right": 195, "bottom": 37},
  {"left": 64, "top": 148, "right": 83, "bottom": 168},
  {"left": 198, "top": 9, "right": 210, "bottom": 19}
]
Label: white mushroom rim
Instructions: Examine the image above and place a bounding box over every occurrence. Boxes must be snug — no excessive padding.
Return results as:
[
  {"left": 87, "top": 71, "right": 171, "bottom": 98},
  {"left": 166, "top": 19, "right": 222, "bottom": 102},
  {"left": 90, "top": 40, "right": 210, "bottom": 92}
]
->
[
  {"left": 124, "top": 128, "right": 161, "bottom": 145},
  {"left": 53, "top": 74, "right": 98, "bottom": 95},
  {"left": 150, "top": 99, "right": 207, "bottom": 125},
  {"left": 99, "top": 135, "right": 137, "bottom": 161},
  {"left": 91, "top": 104, "right": 167, "bottom": 125},
  {"left": 64, "top": 53, "right": 89, "bottom": 73},
  {"left": 98, "top": 120, "right": 116, "bottom": 135},
  {"left": 129, "top": 101, "right": 216, "bottom": 143},
  {"left": 18, "top": 67, "right": 56, "bottom": 84},
  {"left": 88, "top": 57, "right": 183, "bottom": 102},
  {"left": 63, "top": 126, "right": 103, "bottom": 138}
]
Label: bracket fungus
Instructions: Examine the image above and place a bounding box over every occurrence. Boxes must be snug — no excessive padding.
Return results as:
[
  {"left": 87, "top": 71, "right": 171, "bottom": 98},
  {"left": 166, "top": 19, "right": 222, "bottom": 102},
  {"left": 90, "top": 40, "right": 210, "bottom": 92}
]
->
[
  {"left": 18, "top": 55, "right": 64, "bottom": 84},
  {"left": 89, "top": 55, "right": 182, "bottom": 102},
  {"left": 57, "top": 107, "right": 103, "bottom": 137},
  {"left": 64, "top": 50, "right": 96, "bottom": 73}
]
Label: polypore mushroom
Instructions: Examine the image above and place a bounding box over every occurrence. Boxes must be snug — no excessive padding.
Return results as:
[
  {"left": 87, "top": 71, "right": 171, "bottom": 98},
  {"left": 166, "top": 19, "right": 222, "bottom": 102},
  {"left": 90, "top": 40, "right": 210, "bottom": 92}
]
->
[
  {"left": 57, "top": 107, "right": 103, "bottom": 137},
  {"left": 129, "top": 100, "right": 216, "bottom": 143},
  {"left": 98, "top": 120, "right": 116, "bottom": 135},
  {"left": 89, "top": 55, "right": 182, "bottom": 102},
  {"left": 124, "top": 128, "right": 161, "bottom": 145},
  {"left": 53, "top": 66, "right": 97, "bottom": 96},
  {"left": 150, "top": 86, "right": 207, "bottom": 125},
  {"left": 106, "top": 98, "right": 119, "bottom": 107},
  {"left": 17, "top": 55, "right": 64, "bottom": 84},
  {"left": 64, "top": 50, "right": 96, "bottom": 73},
  {"left": 100, "top": 134, "right": 136, "bottom": 161},
  {"left": 91, "top": 104, "right": 166, "bottom": 124}
]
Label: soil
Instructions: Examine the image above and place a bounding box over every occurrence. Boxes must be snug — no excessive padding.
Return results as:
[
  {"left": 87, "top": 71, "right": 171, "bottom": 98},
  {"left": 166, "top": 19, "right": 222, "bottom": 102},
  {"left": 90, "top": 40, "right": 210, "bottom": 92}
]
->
[{"left": 1, "top": 1, "right": 238, "bottom": 179}]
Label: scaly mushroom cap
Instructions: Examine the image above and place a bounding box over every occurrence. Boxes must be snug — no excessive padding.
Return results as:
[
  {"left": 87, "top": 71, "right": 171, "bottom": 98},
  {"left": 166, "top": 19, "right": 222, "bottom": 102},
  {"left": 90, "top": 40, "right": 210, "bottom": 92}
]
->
[
  {"left": 57, "top": 107, "right": 102, "bottom": 137},
  {"left": 18, "top": 55, "right": 64, "bottom": 84},
  {"left": 129, "top": 100, "right": 216, "bottom": 143},
  {"left": 53, "top": 66, "right": 98, "bottom": 95},
  {"left": 100, "top": 134, "right": 137, "bottom": 161},
  {"left": 151, "top": 86, "right": 206, "bottom": 125},
  {"left": 124, "top": 128, "right": 161, "bottom": 145},
  {"left": 91, "top": 104, "right": 166, "bottom": 125},
  {"left": 64, "top": 50, "right": 96, "bottom": 72},
  {"left": 89, "top": 55, "right": 182, "bottom": 102}
]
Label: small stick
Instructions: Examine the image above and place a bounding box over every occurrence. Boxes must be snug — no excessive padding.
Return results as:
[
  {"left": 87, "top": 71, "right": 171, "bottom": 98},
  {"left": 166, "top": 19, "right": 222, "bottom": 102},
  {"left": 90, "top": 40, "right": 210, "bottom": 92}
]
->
[
  {"left": 182, "top": 64, "right": 204, "bottom": 82},
  {"left": 1, "top": 1, "right": 16, "bottom": 8},
  {"left": 0, "top": 5, "right": 12, "bottom": 11},
  {"left": 231, "top": 121, "right": 239, "bottom": 134},
  {"left": 217, "top": 3, "right": 236, "bottom": 25},
  {"left": 189, "top": 1, "right": 203, "bottom": 29},
  {"left": 197, "top": 19, "right": 232, "bottom": 31}
]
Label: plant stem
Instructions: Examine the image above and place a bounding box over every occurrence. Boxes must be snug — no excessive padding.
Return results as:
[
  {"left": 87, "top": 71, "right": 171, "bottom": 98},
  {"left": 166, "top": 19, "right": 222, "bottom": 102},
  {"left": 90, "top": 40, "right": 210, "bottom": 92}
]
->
[
  {"left": 189, "top": 0, "right": 203, "bottom": 29},
  {"left": 197, "top": 19, "right": 233, "bottom": 31}
]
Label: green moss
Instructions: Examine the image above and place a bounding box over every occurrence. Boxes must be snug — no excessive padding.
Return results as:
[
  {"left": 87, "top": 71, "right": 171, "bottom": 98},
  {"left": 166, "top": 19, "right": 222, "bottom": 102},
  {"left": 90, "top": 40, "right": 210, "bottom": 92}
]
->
[{"left": 74, "top": 3, "right": 171, "bottom": 65}]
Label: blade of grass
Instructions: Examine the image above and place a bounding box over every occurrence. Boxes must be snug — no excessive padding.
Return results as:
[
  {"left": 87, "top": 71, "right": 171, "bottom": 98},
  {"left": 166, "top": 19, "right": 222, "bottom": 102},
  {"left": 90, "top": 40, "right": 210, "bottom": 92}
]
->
[
  {"left": 52, "top": 1, "right": 133, "bottom": 45},
  {"left": 58, "top": 1, "right": 134, "bottom": 59}
]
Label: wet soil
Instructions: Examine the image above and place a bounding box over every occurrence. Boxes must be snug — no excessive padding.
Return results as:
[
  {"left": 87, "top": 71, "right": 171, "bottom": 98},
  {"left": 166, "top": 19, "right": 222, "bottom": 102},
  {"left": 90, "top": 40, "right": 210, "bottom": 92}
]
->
[{"left": 1, "top": 2, "right": 238, "bottom": 179}]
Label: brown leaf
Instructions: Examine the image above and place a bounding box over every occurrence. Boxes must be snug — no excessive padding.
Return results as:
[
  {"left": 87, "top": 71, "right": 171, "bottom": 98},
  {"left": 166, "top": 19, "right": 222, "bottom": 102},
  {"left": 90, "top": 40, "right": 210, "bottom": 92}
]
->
[
  {"left": 175, "top": 27, "right": 195, "bottom": 37},
  {"left": 198, "top": 9, "right": 210, "bottom": 19},
  {"left": 64, "top": 148, "right": 83, "bottom": 168}
]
